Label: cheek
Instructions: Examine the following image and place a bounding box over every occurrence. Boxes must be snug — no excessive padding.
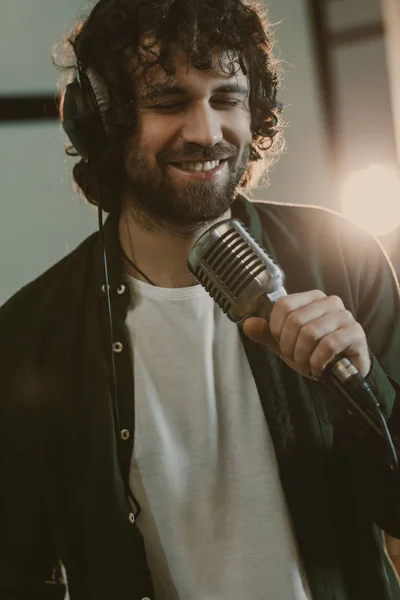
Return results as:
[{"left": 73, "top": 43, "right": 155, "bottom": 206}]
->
[
  {"left": 136, "top": 114, "right": 175, "bottom": 158},
  {"left": 124, "top": 117, "right": 169, "bottom": 174},
  {"left": 224, "top": 111, "right": 252, "bottom": 148}
]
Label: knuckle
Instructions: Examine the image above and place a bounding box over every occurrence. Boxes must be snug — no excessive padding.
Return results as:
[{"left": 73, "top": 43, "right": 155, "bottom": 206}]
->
[
  {"left": 330, "top": 295, "right": 344, "bottom": 310},
  {"left": 355, "top": 322, "right": 367, "bottom": 341},
  {"left": 320, "top": 335, "right": 339, "bottom": 354},
  {"left": 314, "top": 290, "right": 327, "bottom": 299},
  {"left": 343, "top": 309, "right": 354, "bottom": 322},
  {"left": 302, "top": 323, "right": 318, "bottom": 343},
  {"left": 286, "top": 311, "right": 304, "bottom": 329}
]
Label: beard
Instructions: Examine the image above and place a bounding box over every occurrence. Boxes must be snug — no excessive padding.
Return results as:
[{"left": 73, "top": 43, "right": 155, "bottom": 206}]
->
[{"left": 123, "top": 141, "right": 251, "bottom": 236}]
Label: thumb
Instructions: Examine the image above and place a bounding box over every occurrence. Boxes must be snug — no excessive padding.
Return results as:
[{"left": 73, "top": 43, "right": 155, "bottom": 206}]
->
[{"left": 242, "top": 317, "right": 280, "bottom": 353}]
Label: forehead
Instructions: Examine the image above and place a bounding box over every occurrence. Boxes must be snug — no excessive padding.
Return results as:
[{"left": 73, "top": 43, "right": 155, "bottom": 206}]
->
[{"left": 132, "top": 46, "right": 248, "bottom": 93}]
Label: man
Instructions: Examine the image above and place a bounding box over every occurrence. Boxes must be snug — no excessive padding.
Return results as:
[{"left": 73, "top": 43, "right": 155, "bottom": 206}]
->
[{"left": 1, "top": 0, "right": 400, "bottom": 598}]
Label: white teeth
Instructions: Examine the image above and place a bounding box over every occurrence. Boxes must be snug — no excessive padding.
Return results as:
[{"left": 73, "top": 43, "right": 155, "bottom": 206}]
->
[
  {"left": 204, "top": 160, "right": 220, "bottom": 171},
  {"left": 178, "top": 160, "right": 221, "bottom": 172}
]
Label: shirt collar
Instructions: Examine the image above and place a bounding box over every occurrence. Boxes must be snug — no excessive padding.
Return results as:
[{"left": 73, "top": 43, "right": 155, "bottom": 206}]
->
[{"left": 95, "top": 193, "right": 263, "bottom": 296}]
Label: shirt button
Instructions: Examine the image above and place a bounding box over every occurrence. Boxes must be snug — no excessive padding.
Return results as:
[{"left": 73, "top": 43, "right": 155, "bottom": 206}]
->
[
  {"left": 121, "top": 429, "right": 130, "bottom": 441},
  {"left": 101, "top": 284, "right": 110, "bottom": 293},
  {"left": 129, "top": 512, "right": 135, "bottom": 524},
  {"left": 141, "top": 597, "right": 151, "bottom": 600},
  {"left": 113, "top": 342, "right": 123, "bottom": 353},
  {"left": 117, "top": 284, "right": 126, "bottom": 295}
]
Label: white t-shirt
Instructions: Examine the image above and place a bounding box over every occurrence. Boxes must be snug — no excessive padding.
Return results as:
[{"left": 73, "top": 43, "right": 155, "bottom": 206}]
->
[{"left": 126, "top": 276, "right": 312, "bottom": 600}]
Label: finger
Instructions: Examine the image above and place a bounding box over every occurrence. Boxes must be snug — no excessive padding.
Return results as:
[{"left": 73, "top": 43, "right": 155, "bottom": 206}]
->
[
  {"left": 292, "top": 310, "right": 354, "bottom": 376},
  {"left": 243, "top": 317, "right": 320, "bottom": 380},
  {"left": 309, "top": 321, "right": 369, "bottom": 377},
  {"left": 270, "top": 290, "right": 327, "bottom": 343},
  {"left": 242, "top": 317, "right": 280, "bottom": 354},
  {"left": 278, "top": 295, "right": 345, "bottom": 360}
]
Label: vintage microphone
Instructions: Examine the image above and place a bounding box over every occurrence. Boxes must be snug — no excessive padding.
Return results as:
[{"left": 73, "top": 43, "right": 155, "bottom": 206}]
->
[{"left": 188, "top": 218, "right": 398, "bottom": 468}]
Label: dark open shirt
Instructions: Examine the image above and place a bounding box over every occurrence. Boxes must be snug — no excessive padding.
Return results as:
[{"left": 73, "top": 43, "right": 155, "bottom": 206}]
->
[{"left": 1, "top": 195, "right": 400, "bottom": 599}]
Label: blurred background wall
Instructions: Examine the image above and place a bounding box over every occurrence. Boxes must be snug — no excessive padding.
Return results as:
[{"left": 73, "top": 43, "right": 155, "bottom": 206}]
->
[
  {"left": 0, "top": 0, "right": 98, "bottom": 305},
  {"left": 1, "top": 0, "right": 399, "bottom": 304}
]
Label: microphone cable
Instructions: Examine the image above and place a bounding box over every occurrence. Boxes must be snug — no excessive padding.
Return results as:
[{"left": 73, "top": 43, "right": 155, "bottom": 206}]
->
[{"left": 188, "top": 217, "right": 399, "bottom": 470}]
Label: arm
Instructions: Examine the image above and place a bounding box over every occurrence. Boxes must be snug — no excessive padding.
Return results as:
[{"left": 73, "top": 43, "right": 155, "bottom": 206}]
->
[
  {"left": 243, "top": 221, "right": 400, "bottom": 537},
  {"left": 0, "top": 349, "right": 66, "bottom": 599},
  {"left": 330, "top": 231, "right": 400, "bottom": 538}
]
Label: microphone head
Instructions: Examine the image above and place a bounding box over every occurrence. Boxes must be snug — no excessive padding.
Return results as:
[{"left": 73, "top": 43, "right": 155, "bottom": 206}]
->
[{"left": 188, "top": 218, "right": 286, "bottom": 324}]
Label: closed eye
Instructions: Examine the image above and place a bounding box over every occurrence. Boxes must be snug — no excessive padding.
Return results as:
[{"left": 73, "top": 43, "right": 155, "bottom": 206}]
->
[
  {"left": 151, "top": 103, "right": 187, "bottom": 113},
  {"left": 213, "top": 100, "right": 241, "bottom": 109},
  {"left": 151, "top": 99, "right": 242, "bottom": 113}
]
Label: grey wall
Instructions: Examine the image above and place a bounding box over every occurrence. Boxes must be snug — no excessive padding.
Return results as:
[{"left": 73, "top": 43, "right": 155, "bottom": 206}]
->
[
  {"left": 0, "top": 1, "right": 98, "bottom": 304},
  {"left": 0, "top": 1, "right": 86, "bottom": 94},
  {"left": 258, "top": 0, "right": 332, "bottom": 208},
  {"left": 329, "top": 0, "right": 398, "bottom": 182},
  {"left": 0, "top": 122, "right": 97, "bottom": 302}
]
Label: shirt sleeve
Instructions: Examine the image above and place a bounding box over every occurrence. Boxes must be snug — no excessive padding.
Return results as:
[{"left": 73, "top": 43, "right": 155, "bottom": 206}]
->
[
  {"left": 0, "top": 341, "right": 67, "bottom": 599},
  {"left": 330, "top": 223, "right": 400, "bottom": 538}
]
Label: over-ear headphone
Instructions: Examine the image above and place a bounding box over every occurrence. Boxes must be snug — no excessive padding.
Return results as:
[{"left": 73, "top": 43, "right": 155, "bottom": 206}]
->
[
  {"left": 62, "top": 62, "right": 146, "bottom": 519},
  {"left": 62, "top": 67, "right": 111, "bottom": 162}
]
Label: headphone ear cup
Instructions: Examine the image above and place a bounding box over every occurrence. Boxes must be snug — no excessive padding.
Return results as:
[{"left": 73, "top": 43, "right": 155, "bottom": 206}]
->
[
  {"left": 62, "top": 79, "right": 91, "bottom": 160},
  {"left": 62, "top": 70, "right": 109, "bottom": 162},
  {"left": 85, "top": 68, "right": 110, "bottom": 129}
]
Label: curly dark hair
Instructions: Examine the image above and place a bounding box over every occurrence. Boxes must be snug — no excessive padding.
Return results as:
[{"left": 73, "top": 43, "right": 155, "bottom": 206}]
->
[{"left": 55, "top": 0, "right": 285, "bottom": 213}]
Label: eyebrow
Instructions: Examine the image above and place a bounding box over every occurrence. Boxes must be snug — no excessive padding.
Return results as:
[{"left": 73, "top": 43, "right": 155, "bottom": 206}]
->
[{"left": 140, "top": 82, "right": 249, "bottom": 102}]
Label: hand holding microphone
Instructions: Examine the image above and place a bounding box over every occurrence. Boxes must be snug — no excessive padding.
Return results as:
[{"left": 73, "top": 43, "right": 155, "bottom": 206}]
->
[
  {"left": 242, "top": 290, "right": 371, "bottom": 380},
  {"left": 188, "top": 217, "right": 398, "bottom": 468},
  {"left": 187, "top": 217, "right": 370, "bottom": 383}
]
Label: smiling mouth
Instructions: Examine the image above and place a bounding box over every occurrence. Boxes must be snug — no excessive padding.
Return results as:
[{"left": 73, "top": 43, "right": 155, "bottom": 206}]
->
[{"left": 170, "top": 159, "right": 227, "bottom": 172}]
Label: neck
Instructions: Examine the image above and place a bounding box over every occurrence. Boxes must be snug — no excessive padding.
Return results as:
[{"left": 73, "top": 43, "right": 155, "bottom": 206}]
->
[{"left": 118, "top": 202, "right": 232, "bottom": 289}]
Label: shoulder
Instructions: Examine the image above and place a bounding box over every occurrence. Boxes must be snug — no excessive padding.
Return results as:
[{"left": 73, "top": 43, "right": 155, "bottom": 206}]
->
[
  {"left": 0, "top": 230, "right": 99, "bottom": 344},
  {"left": 251, "top": 198, "right": 365, "bottom": 241},
  {"left": 240, "top": 196, "right": 399, "bottom": 307},
  {"left": 0, "top": 230, "right": 102, "bottom": 419},
  {"left": 247, "top": 197, "right": 388, "bottom": 262}
]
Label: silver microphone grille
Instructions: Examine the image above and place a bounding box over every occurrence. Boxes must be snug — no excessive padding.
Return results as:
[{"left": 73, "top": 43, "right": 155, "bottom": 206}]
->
[{"left": 188, "top": 219, "right": 286, "bottom": 324}]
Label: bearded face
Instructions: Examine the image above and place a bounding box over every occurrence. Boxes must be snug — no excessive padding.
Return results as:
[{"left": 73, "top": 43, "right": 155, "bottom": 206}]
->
[{"left": 123, "top": 47, "right": 253, "bottom": 231}]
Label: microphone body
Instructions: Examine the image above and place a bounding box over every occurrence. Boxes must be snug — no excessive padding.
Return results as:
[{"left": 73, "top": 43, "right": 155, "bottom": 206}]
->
[
  {"left": 188, "top": 218, "right": 352, "bottom": 381},
  {"left": 188, "top": 218, "right": 398, "bottom": 467},
  {"left": 188, "top": 218, "right": 286, "bottom": 325}
]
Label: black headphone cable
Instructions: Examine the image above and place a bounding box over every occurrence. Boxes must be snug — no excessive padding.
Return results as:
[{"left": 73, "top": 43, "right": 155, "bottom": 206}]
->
[{"left": 93, "top": 165, "right": 142, "bottom": 518}]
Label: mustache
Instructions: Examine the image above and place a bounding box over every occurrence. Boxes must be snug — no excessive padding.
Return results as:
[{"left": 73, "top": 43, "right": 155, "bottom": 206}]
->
[{"left": 159, "top": 143, "right": 237, "bottom": 164}]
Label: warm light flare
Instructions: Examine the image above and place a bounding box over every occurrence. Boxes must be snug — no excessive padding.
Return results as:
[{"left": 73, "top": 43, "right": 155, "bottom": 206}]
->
[{"left": 341, "top": 164, "right": 400, "bottom": 237}]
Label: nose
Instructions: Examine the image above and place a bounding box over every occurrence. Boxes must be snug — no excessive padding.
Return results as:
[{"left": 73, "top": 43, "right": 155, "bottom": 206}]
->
[{"left": 181, "top": 102, "right": 224, "bottom": 147}]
